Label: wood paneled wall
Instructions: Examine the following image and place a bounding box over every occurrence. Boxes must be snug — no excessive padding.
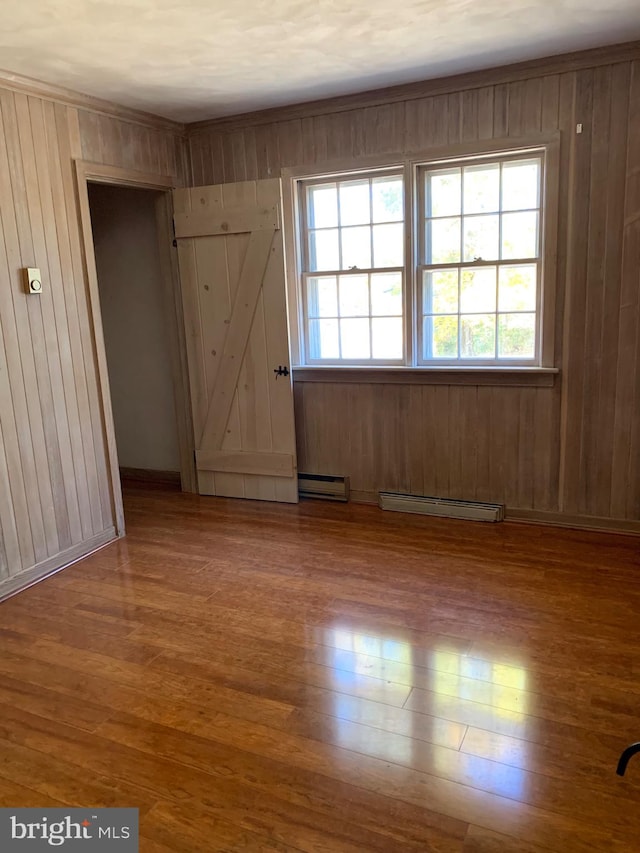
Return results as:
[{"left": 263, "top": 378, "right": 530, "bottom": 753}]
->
[
  {"left": 293, "top": 382, "right": 559, "bottom": 513},
  {"left": 78, "top": 109, "right": 187, "bottom": 180},
  {"left": 0, "top": 84, "right": 187, "bottom": 596},
  {"left": 188, "top": 50, "right": 640, "bottom": 528}
]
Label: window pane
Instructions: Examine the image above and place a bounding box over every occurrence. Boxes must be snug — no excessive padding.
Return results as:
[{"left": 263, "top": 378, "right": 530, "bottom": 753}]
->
[
  {"left": 339, "top": 181, "right": 370, "bottom": 225},
  {"left": 425, "top": 315, "right": 458, "bottom": 358},
  {"left": 460, "top": 267, "right": 497, "bottom": 313},
  {"left": 309, "top": 319, "right": 339, "bottom": 359},
  {"left": 499, "top": 265, "right": 537, "bottom": 311},
  {"left": 372, "top": 176, "right": 403, "bottom": 222},
  {"left": 502, "top": 159, "right": 540, "bottom": 211},
  {"left": 424, "top": 269, "right": 458, "bottom": 314},
  {"left": 498, "top": 313, "right": 536, "bottom": 358},
  {"left": 463, "top": 214, "right": 499, "bottom": 261},
  {"left": 340, "top": 318, "right": 370, "bottom": 358},
  {"left": 501, "top": 212, "right": 538, "bottom": 259},
  {"left": 464, "top": 163, "right": 499, "bottom": 214},
  {"left": 341, "top": 226, "right": 371, "bottom": 269},
  {"left": 308, "top": 184, "right": 338, "bottom": 228},
  {"left": 373, "top": 223, "right": 403, "bottom": 267},
  {"left": 427, "top": 169, "right": 461, "bottom": 217},
  {"left": 338, "top": 275, "right": 369, "bottom": 317},
  {"left": 310, "top": 229, "right": 339, "bottom": 271},
  {"left": 428, "top": 217, "right": 461, "bottom": 263},
  {"left": 307, "top": 276, "right": 338, "bottom": 318},
  {"left": 371, "top": 273, "right": 402, "bottom": 316},
  {"left": 372, "top": 317, "right": 403, "bottom": 358},
  {"left": 460, "top": 314, "right": 496, "bottom": 358}
]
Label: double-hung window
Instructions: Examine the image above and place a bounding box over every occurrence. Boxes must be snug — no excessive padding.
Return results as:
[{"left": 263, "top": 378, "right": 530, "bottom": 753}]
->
[
  {"left": 419, "top": 154, "right": 542, "bottom": 363},
  {"left": 300, "top": 172, "right": 405, "bottom": 363},
  {"left": 295, "top": 144, "right": 551, "bottom": 369}
]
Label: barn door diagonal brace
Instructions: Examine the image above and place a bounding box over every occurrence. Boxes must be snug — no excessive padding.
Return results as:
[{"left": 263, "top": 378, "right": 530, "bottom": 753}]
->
[{"left": 197, "top": 227, "right": 275, "bottom": 455}]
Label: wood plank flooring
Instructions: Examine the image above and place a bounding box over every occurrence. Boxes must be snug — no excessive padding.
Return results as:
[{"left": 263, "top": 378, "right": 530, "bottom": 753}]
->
[{"left": 0, "top": 485, "right": 639, "bottom": 851}]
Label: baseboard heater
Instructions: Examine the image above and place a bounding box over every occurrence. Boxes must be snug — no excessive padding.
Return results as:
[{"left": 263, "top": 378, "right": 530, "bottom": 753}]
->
[
  {"left": 298, "top": 473, "right": 350, "bottom": 502},
  {"left": 379, "top": 492, "right": 504, "bottom": 522}
]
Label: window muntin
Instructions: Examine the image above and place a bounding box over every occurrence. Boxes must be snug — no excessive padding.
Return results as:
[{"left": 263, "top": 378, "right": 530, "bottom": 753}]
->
[
  {"left": 419, "top": 155, "right": 543, "bottom": 364},
  {"left": 301, "top": 172, "right": 405, "bottom": 364}
]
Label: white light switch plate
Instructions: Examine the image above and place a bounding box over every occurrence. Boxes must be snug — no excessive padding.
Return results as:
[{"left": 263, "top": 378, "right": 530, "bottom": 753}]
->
[{"left": 25, "top": 267, "right": 42, "bottom": 294}]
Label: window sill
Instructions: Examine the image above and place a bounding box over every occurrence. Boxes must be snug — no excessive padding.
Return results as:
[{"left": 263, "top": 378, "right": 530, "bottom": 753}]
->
[{"left": 292, "top": 366, "right": 559, "bottom": 387}]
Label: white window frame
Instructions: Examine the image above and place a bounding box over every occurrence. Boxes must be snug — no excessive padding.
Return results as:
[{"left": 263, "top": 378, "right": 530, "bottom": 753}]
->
[
  {"left": 282, "top": 134, "right": 559, "bottom": 375},
  {"left": 297, "top": 168, "right": 407, "bottom": 366},
  {"left": 417, "top": 149, "right": 545, "bottom": 367}
]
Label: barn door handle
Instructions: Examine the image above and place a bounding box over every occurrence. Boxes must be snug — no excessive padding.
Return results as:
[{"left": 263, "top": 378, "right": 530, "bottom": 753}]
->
[{"left": 274, "top": 365, "right": 290, "bottom": 378}]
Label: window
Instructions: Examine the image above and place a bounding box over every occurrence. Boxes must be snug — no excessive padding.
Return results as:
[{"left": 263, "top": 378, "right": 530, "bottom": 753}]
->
[
  {"left": 295, "top": 145, "right": 551, "bottom": 369},
  {"left": 420, "top": 155, "right": 542, "bottom": 363},
  {"left": 300, "top": 172, "right": 405, "bottom": 363}
]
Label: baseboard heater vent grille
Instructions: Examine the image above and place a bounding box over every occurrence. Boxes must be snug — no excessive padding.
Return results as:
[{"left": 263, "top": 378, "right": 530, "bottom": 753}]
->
[
  {"left": 379, "top": 492, "right": 504, "bottom": 522},
  {"left": 299, "top": 473, "right": 350, "bottom": 502}
]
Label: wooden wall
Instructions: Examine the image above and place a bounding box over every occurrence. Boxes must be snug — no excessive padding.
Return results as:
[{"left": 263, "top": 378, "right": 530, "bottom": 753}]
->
[
  {"left": 78, "top": 109, "right": 187, "bottom": 179},
  {"left": 188, "top": 48, "right": 640, "bottom": 529},
  {"left": 0, "top": 83, "right": 187, "bottom": 597}
]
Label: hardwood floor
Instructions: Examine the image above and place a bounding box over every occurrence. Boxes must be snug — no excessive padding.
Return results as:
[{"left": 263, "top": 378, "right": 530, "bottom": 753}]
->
[{"left": 0, "top": 486, "right": 639, "bottom": 851}]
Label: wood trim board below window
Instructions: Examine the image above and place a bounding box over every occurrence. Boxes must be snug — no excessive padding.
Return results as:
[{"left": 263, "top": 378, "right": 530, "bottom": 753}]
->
[{"left": 293, "top": 367, "right": 558, "bottom": 386}]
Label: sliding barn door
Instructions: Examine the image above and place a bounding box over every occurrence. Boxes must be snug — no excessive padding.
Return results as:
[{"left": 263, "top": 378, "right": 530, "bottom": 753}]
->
[{"left": 173, "top": 179, "right": 298, "bottom": 503}]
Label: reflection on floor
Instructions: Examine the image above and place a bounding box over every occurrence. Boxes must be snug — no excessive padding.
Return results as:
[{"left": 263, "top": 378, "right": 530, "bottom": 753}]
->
[
  {"left": 324, "top": 631, "right": 529, "bottom": 800},
  {"left": 0, "top": 486, "right": 639, "bottom": 852}
]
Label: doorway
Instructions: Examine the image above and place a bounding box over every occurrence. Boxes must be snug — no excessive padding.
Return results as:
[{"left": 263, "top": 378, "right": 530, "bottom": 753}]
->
[
  {"left": 88, "top": 183, "right": 181, "bottom": 490},
  {"left": 76, "top": 160, "right": 196, "bottom": 537}
]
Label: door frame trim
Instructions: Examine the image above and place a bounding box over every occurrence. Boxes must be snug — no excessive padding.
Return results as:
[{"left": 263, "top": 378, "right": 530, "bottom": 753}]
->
[{"left": 75, "top": 160, "right": 196, "bottom": 536}]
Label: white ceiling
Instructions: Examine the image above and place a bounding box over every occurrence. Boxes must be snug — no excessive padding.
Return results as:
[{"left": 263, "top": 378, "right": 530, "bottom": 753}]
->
[{"left": 2, "top": 0, "right": 640, "bottom": 123}]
